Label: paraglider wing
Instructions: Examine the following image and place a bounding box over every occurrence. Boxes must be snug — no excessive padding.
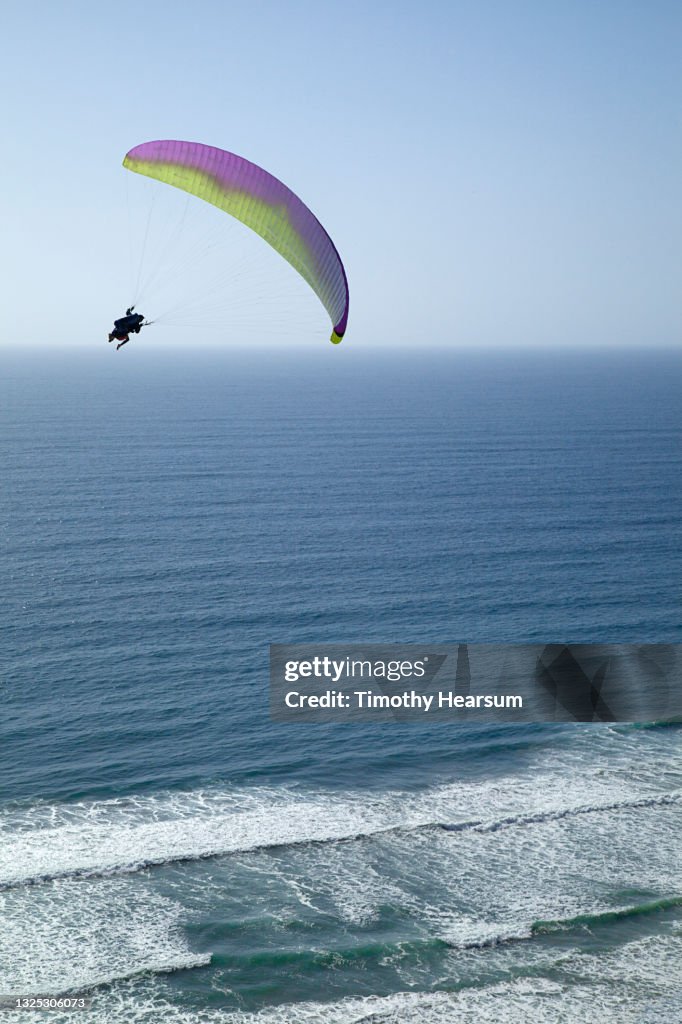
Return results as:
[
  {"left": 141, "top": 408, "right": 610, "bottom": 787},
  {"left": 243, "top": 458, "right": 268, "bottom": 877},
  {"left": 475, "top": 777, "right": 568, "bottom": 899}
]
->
[{"left": 123, "top": 141, "right": 349, "bottom": 342}]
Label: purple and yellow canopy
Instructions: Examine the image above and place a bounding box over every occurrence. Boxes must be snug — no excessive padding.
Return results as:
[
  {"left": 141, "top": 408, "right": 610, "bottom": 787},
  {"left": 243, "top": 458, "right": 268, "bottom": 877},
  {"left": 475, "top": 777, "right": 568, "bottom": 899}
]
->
[{"left": 123, "top": 141, "right": 349, "bottom": 343}]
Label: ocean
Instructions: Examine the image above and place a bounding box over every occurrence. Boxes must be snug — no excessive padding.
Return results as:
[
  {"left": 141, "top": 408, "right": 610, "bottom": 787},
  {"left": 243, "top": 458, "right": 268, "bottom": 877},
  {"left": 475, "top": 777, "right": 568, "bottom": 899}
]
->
[{"left": 1, "top": 346, "right": 681, "bottom": 1022}]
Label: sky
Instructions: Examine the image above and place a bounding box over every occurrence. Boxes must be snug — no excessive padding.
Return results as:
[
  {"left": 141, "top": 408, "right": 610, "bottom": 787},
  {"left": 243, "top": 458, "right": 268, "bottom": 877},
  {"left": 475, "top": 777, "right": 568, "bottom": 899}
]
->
[{"left": 1, "top": 0, "right": 680, "bottom": 349}]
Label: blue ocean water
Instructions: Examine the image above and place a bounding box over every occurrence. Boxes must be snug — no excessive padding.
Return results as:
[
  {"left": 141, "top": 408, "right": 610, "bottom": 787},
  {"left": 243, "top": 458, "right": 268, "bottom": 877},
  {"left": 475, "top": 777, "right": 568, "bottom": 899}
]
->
[{"left": 1, "top": 347, "right": 681, "bottom": 1023}]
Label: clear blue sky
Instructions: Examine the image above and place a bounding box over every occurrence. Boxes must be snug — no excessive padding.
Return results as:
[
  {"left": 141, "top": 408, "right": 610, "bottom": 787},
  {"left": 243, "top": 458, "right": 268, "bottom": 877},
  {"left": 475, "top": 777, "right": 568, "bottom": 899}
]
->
[{"left": 2, "top": 0, "right": 680, "bottom": 348}]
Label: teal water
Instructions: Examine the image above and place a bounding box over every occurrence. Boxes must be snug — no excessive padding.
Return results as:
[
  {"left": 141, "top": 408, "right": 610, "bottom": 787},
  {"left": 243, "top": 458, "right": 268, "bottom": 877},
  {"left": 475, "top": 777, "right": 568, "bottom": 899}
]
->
[{"left": 1, "top": 348, "right": 681, "bottom": 1022}]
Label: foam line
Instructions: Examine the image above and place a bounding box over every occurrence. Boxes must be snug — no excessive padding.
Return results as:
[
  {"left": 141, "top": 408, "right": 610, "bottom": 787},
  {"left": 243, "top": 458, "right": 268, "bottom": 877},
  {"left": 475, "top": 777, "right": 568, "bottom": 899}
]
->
[{"left": 0, "top": 788, "right": 678, "bottom": 891}]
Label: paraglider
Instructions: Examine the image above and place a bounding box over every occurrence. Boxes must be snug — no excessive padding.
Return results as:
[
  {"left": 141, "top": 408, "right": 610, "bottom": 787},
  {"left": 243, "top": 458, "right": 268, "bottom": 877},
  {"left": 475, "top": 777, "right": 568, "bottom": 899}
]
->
[
  {"left": 108, "top": 307, "right": 146, "bottom": 350},
  {"left": 122, "top": 141, "right": 349, "bottom": 343}
]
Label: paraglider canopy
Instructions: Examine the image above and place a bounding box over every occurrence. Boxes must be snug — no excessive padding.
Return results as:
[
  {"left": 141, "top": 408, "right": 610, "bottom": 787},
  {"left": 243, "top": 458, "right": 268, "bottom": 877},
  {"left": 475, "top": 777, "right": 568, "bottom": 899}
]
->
[{"left": 123, "top": 141, "right": 349, "bottom": 343}]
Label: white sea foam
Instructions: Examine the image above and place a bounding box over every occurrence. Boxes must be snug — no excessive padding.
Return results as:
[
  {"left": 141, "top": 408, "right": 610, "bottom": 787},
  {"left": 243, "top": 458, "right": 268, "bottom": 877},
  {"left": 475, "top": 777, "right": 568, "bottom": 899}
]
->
[
  {"left": 0, "top": 744, "right": 678, "bottom": 890},
  {"left": 0, "top": 877, "right": 209, "bottom": 995},
  {"left": 2, "top": 933, "right": 679, "bottom": 1024},
  {"left": 0, "top": 732, "right": 679, "bottom": 1020}
]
